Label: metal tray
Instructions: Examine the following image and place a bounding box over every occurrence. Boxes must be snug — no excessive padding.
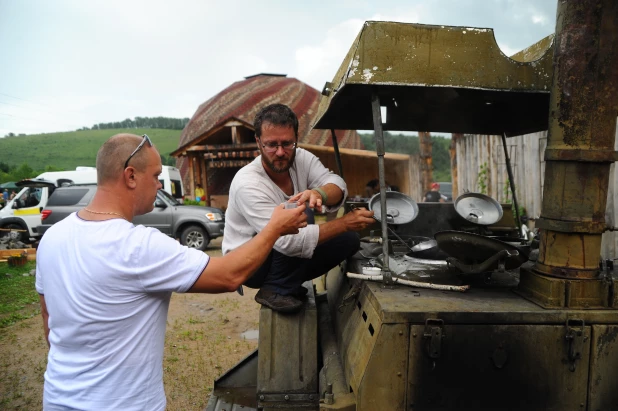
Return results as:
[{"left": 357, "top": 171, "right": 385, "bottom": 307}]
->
[
  {"left": 454, "top": 192, "right": 503, "bottom": 225},
  {"left": 367, "top": 191, "right": 419, "bottom": 225}
]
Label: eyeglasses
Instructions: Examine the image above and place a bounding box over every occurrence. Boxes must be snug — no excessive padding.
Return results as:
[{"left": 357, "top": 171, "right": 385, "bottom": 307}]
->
[
  {"left": 259, "top": 139, "right": 297, "bottom": 153},
  {"left": 124, "top": 134, "right": 153, "bottom": 169}
]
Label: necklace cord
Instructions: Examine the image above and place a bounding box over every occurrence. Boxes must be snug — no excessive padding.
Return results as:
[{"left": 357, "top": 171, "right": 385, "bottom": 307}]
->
[{"left": 83, "top": 208, "right": 127, "bottom": 220}]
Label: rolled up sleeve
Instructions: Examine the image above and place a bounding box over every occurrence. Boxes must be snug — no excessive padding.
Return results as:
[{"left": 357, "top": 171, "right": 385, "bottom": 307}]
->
[{"left": 302, "top": 151, "right": 347, "bottom": 213}]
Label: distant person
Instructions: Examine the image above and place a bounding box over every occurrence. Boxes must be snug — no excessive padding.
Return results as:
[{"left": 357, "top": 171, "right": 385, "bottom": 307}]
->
[
  {"left": 423, "top": 182, "right": 445, "bottom": 203},
  {"left": 364, "top": 179, "right": 380, "bottom": 198},
  {"left": 223, "top": 104, "right": 375, "bottom": 313},
  {"left": 195, "top": 183, "right": 205, "bottom": 202},
  {"left": 36, "top": 133, "right": 307, "bottom": 410},
  {"left": 2, "top": 189, "right": 8, "bottom": 202},
  {"left": 9, "top": 190, "right": 17, "bottom": 201},
  {"left": 364, "top": 179, "right": 393, "bottom": 198}
]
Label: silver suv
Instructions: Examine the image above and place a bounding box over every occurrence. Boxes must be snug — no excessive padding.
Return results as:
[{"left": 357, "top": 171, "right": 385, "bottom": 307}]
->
[{"left": 38, "top": 185, "right": 224, "bottom": 251}]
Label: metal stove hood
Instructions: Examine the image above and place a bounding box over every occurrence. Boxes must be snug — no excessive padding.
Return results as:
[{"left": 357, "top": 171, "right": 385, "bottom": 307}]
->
[{"left": 313, "top": 21, "right": 555, "bottom": 136}]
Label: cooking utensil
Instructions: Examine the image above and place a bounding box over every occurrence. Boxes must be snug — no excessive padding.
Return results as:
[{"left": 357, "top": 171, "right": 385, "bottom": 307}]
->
[
  {"left": 351, "top": 205, "right": 416, "bottom": 254},
  {"left": 410, "top": 239, "right": 437, "bottom": 252},
  {"left": 434, "top": 230, "right": 528, "bottom": 271},
  {"left": 454, "top": 192, "right": 503, "bottom": 225},
  {"left": 367, "top": 191, "right": 419, "bottom": 225}
]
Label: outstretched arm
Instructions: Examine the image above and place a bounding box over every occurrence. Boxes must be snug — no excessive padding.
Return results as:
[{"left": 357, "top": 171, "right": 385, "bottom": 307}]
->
[
  {"left": 189, "top": 204, "right": 307, "bottom": 293},
  {"left": 317, "top": 207, "right": 375, "bottom": 245}
]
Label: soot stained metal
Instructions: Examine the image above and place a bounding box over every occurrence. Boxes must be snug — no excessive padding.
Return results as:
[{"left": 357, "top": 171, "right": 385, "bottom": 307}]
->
[{"left": 314, "top": 21, "right": 555, "bottom": 136}]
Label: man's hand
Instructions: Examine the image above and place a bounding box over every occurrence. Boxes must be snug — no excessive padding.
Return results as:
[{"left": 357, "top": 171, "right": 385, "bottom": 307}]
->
[
  {"left": 289, "top": 189, "right": 323, "bottom": 210},
  {"left": 342, "top": 207, "right": 375, "bottom": 232},
  {"left": 269, "top": 203, "right": 308, "bottom": 235}
]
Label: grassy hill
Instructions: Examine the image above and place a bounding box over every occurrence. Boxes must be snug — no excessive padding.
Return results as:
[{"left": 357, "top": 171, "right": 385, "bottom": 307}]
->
[{"left": 0, "top": 129, "right": 183, "bottom": 171}]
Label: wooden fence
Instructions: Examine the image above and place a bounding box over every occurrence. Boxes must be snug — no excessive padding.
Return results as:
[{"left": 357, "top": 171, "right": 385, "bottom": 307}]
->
[{"left": 455, "top": 124, "right": 617, "bottom": 259}]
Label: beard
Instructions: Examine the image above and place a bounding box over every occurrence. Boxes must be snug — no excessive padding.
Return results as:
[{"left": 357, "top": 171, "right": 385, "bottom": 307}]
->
[{"left": 261, "top": 148, "right": 296, "bottom": 174}]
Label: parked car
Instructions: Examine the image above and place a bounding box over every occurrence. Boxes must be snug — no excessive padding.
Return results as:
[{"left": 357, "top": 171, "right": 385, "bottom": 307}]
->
[
  {"left": 38, "top": 185, "right": 224, "bottom": 251},
  {"left": 438, "top": 182, "right": 453, "bottom": 202}
]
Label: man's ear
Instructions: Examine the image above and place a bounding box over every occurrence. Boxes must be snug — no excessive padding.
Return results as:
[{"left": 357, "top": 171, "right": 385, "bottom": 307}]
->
[{"left": 124, "top": 167, "right": 138, "bottom": 189}]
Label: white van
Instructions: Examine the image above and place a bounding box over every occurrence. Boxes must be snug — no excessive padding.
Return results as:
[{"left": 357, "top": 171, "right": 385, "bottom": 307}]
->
[
  {"left": 159, "top": 165, "right": 185, "bottom": 203},
  {"left": 0, "top": 168, "right": 98, "bottom": 241}
]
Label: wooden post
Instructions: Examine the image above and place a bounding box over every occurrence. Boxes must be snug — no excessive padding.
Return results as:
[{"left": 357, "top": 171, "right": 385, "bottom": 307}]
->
[
  {"left": 450, "top": 133, "right": 463, "bottom": 199},
  {"left": 187, "top": 154, "right": 195, "bottom": 200},
  {"left": 231, "top": 126, "right": 239, "bottom": 145},
  {"left": 419, "top": 131, "right": 433, "bottom": 192},
  {"left": 201, "top": 153, "right": 209, "bottom": 206}
]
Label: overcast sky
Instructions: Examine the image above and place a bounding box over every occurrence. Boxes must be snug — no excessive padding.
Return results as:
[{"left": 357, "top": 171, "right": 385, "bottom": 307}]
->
[{"left": 0, "top": 0, "right": 557, "bottom": 137}]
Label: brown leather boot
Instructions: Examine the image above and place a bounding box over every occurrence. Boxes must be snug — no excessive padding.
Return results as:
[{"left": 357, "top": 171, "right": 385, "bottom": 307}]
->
[{"left": 254, "top": 289, "right": 304, "bottom": 313}]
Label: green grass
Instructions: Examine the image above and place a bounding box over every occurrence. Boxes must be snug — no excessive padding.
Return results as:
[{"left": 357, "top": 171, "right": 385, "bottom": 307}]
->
[
  {"left": 0, "top": 128, "right": 183, "bottom": 171},
  {"left": 0, "top": 261, "right": 39, "bottom": 328}
]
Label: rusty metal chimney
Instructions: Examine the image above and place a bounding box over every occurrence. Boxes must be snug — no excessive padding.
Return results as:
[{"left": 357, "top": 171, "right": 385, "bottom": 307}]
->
[{"left": 518, "top": 0, "right": 618, "bottom": 308}]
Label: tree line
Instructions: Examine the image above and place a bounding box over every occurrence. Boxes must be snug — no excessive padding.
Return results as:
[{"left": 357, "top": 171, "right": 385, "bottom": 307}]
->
[
  {"left": 359, "top": 132, "right": 452, "bottom": 182},
  {"left": 0, "top": 162, "right": 65, "bottom": 190},
  {"left": 0, "top": 156, "right": 177, "bottom": 185},
  {"left": 78, "top": 116, "right": 190, "bottom": 132}
]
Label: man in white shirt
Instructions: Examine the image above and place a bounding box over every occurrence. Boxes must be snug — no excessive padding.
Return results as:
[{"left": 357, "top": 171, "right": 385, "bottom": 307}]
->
[
  {"left": 223, "top": 104, "right": 375, "bottom": 313},
  {"left": 36, "top": 133, "right": 307, "bottom": 411}
]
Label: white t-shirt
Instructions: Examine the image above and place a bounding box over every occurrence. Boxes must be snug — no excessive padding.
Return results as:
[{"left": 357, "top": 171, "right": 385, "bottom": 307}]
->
[
  {"left": 36, "top": 213, "right": 209, "bottom": 411},
  {"left": 222, "top": 148, "right": 347, "bottom": 258}
]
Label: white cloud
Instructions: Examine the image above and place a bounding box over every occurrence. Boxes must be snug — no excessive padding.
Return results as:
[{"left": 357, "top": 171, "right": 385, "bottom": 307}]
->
[
  {"left": 295, "top": 18, "right": 365, "bottom": 90},
  {"left": 293, "top": 9, "right": 423, "bottom": 91},
  {"left": 497, "top": 43, "right": 520, "bottom": 57},
  {"left": 531, "top": 14, "right": 548, "bottom": 25}
]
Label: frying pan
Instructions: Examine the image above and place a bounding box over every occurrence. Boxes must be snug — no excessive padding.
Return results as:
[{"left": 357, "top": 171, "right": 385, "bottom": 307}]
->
[
  {"left": 454, "top": 192, "right": 503, "bottom": 225},
  {"left": 367, "top": 191, "right": 419, "bottom": 225},
  {"left": 434, "top": 230, "right": 528, "bottom": 270}
]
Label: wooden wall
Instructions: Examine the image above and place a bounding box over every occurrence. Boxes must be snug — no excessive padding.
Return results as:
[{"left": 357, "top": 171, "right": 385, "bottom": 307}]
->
[
  {"left": 455, "top": 132, "right": 546, "bottom": 218},
  {"left": 300, "top": 144, "right": 422, "bottom": 202},
  {"left": 456, "top": 121, "right": 617, "bottom": 259}
]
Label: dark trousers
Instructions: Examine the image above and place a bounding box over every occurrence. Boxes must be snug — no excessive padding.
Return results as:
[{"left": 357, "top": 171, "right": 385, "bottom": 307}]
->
[{"left": 244, "top": 231, "right": 361, "bottom": 295}]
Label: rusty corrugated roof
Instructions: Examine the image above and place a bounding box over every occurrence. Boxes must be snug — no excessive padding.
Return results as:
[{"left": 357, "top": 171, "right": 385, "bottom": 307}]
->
[{"left": 177, "top": 74, "right": 360, "bottom": 150}]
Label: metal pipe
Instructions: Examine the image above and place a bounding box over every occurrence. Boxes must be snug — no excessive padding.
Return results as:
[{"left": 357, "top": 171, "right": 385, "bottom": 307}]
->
[
  {"left": 370, "top": 93, "right": 391, "bottom": 282},
  {"left": 347, "top": 273, "right": 470, "bottom": 292},
  {"left": 330, "top": 129, "right": 344, "bottom": 178},
  {"left": 501, "top": 133, "right": 522, "bottom": 235}
]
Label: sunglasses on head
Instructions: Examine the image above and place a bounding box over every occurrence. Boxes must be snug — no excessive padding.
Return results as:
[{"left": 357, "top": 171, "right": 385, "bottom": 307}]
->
[{"left": 124, "top": 134, "right": 153, "bottom": 169}]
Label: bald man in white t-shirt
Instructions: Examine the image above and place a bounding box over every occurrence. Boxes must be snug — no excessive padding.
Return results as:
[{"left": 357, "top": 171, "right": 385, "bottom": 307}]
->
[{"left": 36, "top": 133, "right": 307, "bottom": 411}]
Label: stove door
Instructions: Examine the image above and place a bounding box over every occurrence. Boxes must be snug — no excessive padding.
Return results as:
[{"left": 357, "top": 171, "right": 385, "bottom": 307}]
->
[{"left": 407, "top": 324, "right": 590, "bottom": 410}]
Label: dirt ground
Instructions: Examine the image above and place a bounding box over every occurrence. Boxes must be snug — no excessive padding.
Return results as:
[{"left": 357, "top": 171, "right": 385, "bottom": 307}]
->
[{"left": 0, "top": 237, "right": 263, "bottom": 410}]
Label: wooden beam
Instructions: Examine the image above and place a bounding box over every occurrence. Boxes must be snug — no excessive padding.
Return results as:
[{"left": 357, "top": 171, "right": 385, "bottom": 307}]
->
[
  {"left": 187, "top": 153, "right": 195, "bottom": 199},
  {"left": 451, "top": 133, "right": 463, "bottom": 199},
  {"left": 201, "top": 155, "right": 209, "bottom": 206},
  {"left": 231, "top": 126, "right": 239, "bottom": 145},
  {"left": 419, "top": 131, "right": 433, "bottom": 191},
  {"left": 209, "top": 159, "right": 254, "bottom": 168},
  {"left": 186, "top": 142, "right": 258, "bottom": 152}
]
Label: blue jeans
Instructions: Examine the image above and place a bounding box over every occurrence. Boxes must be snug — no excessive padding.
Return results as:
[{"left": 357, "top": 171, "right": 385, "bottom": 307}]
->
[{"left": 244, "top": 231, "right": 361, "bottom": 295}]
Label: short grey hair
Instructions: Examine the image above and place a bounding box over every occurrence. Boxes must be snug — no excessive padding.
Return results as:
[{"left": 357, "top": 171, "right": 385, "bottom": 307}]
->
[{"left": 96, "top": 134, "right": 151, "bottom": 184}]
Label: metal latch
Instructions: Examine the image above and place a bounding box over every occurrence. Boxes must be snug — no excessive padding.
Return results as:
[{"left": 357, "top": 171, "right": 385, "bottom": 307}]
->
[
  {"left": 565, "top": 319, "right": 585, "bottom": 372},
  {"left": 424, "top": 318, "right": 445, "bottom": 359}
]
